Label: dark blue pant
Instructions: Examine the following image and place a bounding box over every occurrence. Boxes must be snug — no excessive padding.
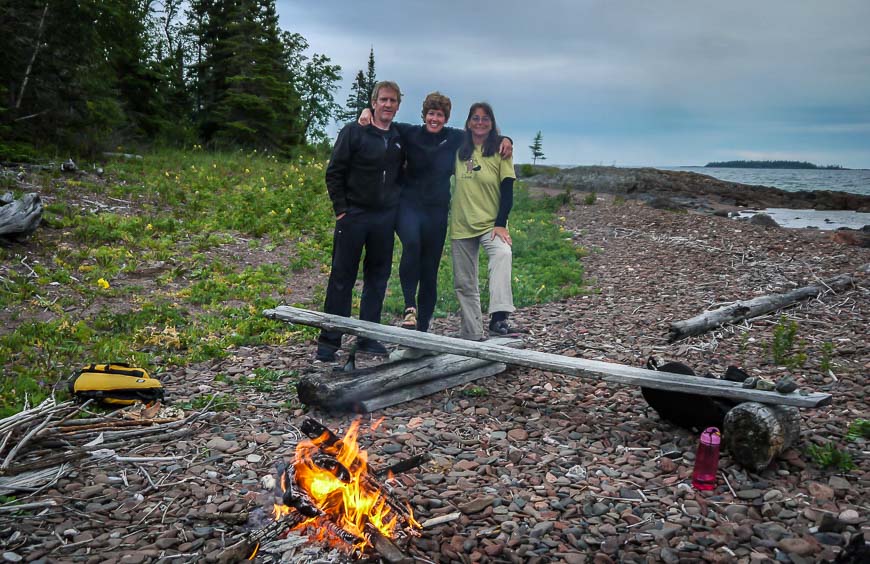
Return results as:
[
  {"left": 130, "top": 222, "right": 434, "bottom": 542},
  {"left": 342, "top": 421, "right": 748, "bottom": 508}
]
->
[
  {"left": 319, "top": 206, "right": 398, "bottom": 348},
  {"left": 396, "top": 201, "right": 448, "bottom": 333}
]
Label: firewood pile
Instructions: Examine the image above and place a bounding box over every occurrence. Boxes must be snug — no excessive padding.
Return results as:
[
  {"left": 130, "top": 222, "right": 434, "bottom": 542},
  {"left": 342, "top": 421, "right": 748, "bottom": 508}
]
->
[
  {"left": 0, "top": 397, "right": 206, "bottom": 495},
  {"left": 221, "top": 418, "right": 427, "bottom": 563}
]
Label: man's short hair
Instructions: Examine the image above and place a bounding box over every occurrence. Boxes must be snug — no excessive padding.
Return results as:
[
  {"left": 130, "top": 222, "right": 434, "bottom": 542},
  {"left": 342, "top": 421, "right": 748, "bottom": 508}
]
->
[
  {"left": 421, "top": 92, "right": 452, "bottom": 121},
  {"left": 371, "top": 81, "right": 402, "bottom": 104}
]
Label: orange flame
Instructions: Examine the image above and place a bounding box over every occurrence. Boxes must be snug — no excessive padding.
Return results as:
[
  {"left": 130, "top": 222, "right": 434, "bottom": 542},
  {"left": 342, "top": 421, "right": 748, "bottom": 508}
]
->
[{"left": 273, "top": 420, "right": 413, "bottom": 551}]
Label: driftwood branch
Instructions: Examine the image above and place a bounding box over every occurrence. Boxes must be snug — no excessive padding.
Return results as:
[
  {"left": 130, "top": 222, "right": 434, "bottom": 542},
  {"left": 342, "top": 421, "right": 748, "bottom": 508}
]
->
[
  {"left": 0, "top": 193, "right": 43, "bottom": 238},
  {"left": 668, "top": 264, "right": 869, "bottom": 342},
  {"left": 264, "top": 306, "right": 832, "bottom": 408}
]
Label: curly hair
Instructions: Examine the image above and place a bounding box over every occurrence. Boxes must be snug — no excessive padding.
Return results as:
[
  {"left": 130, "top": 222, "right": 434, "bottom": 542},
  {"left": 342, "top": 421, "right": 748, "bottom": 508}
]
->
[{"left": 421, "top": 92, "right": 452, "bottom": 122}]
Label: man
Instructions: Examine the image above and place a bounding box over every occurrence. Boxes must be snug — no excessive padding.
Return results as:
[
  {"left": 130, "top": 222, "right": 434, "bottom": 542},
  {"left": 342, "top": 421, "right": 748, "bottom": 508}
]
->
[{"left": 316, "top": 81, "right": 404, "bottom": 361}]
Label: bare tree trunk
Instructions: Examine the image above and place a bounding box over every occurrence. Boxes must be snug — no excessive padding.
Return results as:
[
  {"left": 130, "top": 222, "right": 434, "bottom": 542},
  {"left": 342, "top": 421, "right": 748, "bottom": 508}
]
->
[{"left": 15, "top": 3, "right": 49, "bottom": 110}]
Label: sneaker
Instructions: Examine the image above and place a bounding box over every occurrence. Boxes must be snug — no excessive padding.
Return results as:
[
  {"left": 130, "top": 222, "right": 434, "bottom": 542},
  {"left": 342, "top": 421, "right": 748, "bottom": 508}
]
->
[
  {"left": 401, "top": 307, "right": 417, "bottom": 330},
  {"left": 488, "top": 319, "right": 521, "bottom": 337},
  {"left": 315, "top": 343, "right": 337, "bottom": 362},
  {"left": 357, "top": 338, "right": 388, "bottom": 356}
]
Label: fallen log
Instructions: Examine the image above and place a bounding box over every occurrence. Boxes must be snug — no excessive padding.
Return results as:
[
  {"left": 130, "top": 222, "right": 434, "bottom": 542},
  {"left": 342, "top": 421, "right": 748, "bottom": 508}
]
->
[
  {"left": 297, "top": 337, "right": 519, "bottom": 410},
  {"left": 668, "top": 264, "right": 869, "bottom": 342},
  {"left": 358, "top": 362, "right": 507, "bottom": 413},
  {"left": 264, "top": 306, "right": 832, "bottom": 408},
  {"left": 0, "top": 192, "right": 42, "bottom": 239},
  {"left": 723, "top": 402, "right": 800, "bottom": 471}
]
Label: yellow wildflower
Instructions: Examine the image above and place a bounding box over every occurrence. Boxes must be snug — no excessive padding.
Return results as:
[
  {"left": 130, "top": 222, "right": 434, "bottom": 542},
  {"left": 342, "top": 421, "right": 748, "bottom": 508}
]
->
[
  {"left": 97, "top": 278, "right": 110, "bottom": 290},
  {"left": 145, "top": 223, "right": 153, "bottom": 231}
]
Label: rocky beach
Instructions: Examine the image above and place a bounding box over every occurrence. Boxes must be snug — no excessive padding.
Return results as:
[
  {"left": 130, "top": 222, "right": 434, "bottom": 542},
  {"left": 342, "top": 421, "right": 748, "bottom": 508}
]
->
[{"left": 2, "top": 177, "right": 868, "bottom": 563}]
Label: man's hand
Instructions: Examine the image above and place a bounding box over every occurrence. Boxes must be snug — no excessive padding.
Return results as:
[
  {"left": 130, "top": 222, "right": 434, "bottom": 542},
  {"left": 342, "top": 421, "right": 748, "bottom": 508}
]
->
[
  {"left": 498, "top": 138, "right": 513, "bottom": 159},
  {"left": 358, "top": 108, "right": 373, "bottom": 126},
  {"left": 491, "top": 226, "right": 512, "bottom": 246}
]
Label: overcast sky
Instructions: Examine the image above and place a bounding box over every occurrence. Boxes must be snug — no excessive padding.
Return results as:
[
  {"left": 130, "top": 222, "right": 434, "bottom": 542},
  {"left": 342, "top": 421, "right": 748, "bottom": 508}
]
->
[{"left": 277, "top": 1, "right": 870, "bottom": 168}]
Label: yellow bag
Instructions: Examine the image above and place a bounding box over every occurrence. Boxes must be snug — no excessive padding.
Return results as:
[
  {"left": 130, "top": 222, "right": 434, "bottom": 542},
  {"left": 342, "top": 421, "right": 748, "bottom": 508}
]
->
[{"left": 69, "top": 363, "right": 164, "bottom": 405}]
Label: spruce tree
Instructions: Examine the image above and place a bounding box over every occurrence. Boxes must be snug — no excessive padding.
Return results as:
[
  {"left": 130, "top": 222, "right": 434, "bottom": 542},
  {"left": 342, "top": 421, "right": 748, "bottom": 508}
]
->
[
  {"left": 195, "top": 0, "right": 303, "bottom": 152},
  {"left": 530, "top": 131, "right": 546, "bottom": 165},
  {"left": 338, "top": 48, "right": 377, "bottom": 123}
]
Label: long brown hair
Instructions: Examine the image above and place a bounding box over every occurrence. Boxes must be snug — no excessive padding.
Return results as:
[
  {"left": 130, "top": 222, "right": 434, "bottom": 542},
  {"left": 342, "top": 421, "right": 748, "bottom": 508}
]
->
[{"left": 458, "top": 102, "right": 500, "bottom": 161}]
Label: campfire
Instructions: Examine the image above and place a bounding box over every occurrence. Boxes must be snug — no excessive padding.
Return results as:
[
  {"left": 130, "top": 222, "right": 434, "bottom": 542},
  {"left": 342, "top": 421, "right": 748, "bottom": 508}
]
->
[{"left": 245, "top": 418, "right": 422, "bottom": 562}]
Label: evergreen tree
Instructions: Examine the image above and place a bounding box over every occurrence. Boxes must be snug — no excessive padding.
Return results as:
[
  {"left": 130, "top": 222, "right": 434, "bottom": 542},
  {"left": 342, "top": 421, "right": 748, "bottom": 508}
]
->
[
  {"left": 282, "top": 32, "right": 341, "bottom": 143},
  {"left": 338, "top": 47, "right": 377, "bottom": 123},
  {"left": 193, "top": 0, "right": 303, "bottom": 152},
  {"left": 529, "top": 131, "right": 546, "bottom": 164}
]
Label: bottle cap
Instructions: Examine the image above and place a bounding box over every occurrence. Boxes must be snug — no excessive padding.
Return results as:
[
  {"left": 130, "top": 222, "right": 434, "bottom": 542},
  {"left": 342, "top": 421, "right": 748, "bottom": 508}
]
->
[{"left": 700, "top": 427, "right": 721, "bottom": 446}]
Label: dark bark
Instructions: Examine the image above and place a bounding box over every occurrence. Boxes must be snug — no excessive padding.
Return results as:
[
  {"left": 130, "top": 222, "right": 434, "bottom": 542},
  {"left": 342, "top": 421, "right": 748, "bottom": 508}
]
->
[{"left": 723, "top": 402, "right": 801, "bottom": 471}]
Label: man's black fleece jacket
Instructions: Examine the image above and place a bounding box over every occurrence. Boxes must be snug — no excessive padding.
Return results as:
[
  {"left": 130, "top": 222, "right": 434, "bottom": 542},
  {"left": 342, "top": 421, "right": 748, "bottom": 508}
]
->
[{"left": 324, "top": 122, "right": 404, "bottom": 216}]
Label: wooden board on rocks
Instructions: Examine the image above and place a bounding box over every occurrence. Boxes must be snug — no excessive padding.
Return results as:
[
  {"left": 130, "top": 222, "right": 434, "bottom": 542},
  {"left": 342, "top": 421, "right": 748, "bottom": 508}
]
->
[{"left": 264, "top": 306, "right": 833, "bottom": 408}]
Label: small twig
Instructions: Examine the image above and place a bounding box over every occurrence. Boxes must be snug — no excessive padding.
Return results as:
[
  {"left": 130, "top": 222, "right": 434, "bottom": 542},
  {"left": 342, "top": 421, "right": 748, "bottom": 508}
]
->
[
  {"left": 0, "top": 500, "right": 57, "bottom": 512},
  {"left": 136, "top": 501, "right": 163, "bottom": 525},
  {"left": 721, "top": 471, "right": 737, "bottom": 498},
  {"left": 1, "top": 414, "right": 54, "bottom": 470},
  {"left": 161, "top": 495, "right": 179, "bottom": 524}
]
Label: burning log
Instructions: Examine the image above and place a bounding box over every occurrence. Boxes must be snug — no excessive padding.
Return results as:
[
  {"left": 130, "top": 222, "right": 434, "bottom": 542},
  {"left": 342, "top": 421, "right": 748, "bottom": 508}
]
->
[
  {"left": 240, "top": 418, "right": 420, "bottom": 562},
  {"left": 297, "top": 337, "right": 520, "bottom": 411}
]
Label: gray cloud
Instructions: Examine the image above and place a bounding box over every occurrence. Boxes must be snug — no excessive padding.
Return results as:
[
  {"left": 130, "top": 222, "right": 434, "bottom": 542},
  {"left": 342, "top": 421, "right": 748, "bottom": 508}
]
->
[{"left": 278, "top": 1, "right": 870, "bottom": 167}]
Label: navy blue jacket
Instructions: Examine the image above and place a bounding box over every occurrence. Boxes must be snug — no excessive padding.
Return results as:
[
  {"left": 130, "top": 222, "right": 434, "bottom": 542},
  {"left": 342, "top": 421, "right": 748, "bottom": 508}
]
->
[{"left": 395, "top": 123, "right": 464, "bottom": 209}]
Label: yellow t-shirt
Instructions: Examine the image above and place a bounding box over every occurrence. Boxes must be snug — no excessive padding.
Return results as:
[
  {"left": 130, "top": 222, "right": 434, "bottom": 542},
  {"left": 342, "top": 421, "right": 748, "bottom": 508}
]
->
[{"left": 450, "top": 145, "right": 516, "bottom": 239}]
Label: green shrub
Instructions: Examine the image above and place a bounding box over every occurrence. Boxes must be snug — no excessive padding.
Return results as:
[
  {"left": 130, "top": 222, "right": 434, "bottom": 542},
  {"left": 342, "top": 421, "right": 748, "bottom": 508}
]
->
[
  {"left": 583, "top": 192, "right": 597, "bottom": 205},
  {"left": 770, "top": 316, "right": 806, "bottom": 368},
  {"left": 806, "top": 442, "right": 855, "bottom": 471}
]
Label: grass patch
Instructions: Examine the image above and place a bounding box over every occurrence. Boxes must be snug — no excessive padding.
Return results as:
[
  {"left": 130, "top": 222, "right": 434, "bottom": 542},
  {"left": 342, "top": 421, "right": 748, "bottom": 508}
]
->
[
  {"left": 2, "top": 151, "right": 588, "bottom": 416},
  {"left": 805, "top": 442, "right": 855, "bottom": 471}
]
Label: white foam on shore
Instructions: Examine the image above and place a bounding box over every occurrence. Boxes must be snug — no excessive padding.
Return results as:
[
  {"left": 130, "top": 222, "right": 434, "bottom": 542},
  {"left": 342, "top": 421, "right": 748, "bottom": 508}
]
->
[{"left": 736, "top": 208, "right": 870, "bottom": 230}]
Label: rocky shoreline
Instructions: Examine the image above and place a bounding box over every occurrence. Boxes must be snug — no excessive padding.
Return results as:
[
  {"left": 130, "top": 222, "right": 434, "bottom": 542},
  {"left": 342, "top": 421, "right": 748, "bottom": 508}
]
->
[
  {"left": 521, "top": 166, "right": 870, "bottom": 214},
  {"left": 2, "top": 194, "right": 868, "bottom": 563}
]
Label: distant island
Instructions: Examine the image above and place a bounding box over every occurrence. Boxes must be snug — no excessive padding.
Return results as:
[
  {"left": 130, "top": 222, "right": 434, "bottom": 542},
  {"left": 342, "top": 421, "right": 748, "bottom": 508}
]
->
[{"left": 705, "top": 160, "right": 847, "bottom": 170}]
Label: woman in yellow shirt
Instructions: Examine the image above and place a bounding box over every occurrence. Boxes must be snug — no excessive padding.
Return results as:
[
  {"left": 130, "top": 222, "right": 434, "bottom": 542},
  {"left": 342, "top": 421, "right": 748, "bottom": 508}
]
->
[{"left": 450, "top": 102, "right": 517, "bottom": 340}]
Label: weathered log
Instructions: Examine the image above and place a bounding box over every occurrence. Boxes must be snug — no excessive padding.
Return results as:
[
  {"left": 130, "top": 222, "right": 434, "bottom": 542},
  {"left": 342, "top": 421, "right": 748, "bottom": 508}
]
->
[
  {"left": 0, "top": 193, "right": 42, "bottom": 238},
  {"left": 668, "top": 264, "right": 869, "bottom": 342},
  {"left": 723, "top": 401, "right": 800, "bottom": 471},
  {"left": 297, "top": 337, "right": 519, "bottom": 410},
  {"left": 264, "top": 306, "right": 832, "bottom": 408},
  {"left": 358, "top": 362, "right": 507, "bottom": 413}
]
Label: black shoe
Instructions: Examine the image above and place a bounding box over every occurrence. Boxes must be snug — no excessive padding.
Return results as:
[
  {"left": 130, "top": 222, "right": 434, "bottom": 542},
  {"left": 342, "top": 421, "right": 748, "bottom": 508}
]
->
[
  {"left": 315, "top": 342, "right": 338, "bottom": 362},
  {"left": 488, "top": 319, "right": 521, "bottom": 337},
  {"left": 357, "top": 338, "right": 388, "bottom": 356}
]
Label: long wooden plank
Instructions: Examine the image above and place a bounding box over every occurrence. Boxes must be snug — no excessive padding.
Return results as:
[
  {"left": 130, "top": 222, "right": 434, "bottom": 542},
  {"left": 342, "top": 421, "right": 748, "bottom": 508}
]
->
[{"left": 265, "top": 306, "right": 833, "bottom": 408}]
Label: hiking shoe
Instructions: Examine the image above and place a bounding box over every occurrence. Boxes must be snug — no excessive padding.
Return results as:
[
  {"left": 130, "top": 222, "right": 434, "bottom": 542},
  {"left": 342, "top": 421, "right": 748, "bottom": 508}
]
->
[
  {"left": 488, "top": 319, "right": 521, "bottom": 337},
  {"left": 401, "top": 307, "right": 417, "bottom": 330},
  {"left": 357, "top": 338, "right": 388, "bottom": 356}
]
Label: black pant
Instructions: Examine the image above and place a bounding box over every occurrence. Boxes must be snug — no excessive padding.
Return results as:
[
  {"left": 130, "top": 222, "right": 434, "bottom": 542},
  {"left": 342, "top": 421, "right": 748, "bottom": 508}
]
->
[
  {"left": 319, "top": 206, "right": 398, "bottom": 348},
  {"left": 396, "top": 201, "right": 448, "bottom": 333}
]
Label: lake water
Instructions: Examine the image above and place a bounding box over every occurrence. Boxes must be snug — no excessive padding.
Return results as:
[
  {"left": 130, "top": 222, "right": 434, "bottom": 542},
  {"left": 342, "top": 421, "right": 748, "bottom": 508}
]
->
[
  {"left": 654, "top": 167, "right": 870, "bottom": 229},
  {"left": 666, "top": 167, "right": 870, "bottom": 196}
]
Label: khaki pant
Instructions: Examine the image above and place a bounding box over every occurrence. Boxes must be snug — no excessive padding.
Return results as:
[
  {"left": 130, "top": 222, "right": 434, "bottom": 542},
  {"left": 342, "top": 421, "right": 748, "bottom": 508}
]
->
[{"left": 451, "top": 231, "right": 515, "bottom": 340}]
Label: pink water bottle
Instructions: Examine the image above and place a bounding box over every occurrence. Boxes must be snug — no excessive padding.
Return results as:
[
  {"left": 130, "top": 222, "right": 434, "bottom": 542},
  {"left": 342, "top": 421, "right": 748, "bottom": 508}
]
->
[{"left": 691, "top": 427, "right": 721, "bottom": 491}]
